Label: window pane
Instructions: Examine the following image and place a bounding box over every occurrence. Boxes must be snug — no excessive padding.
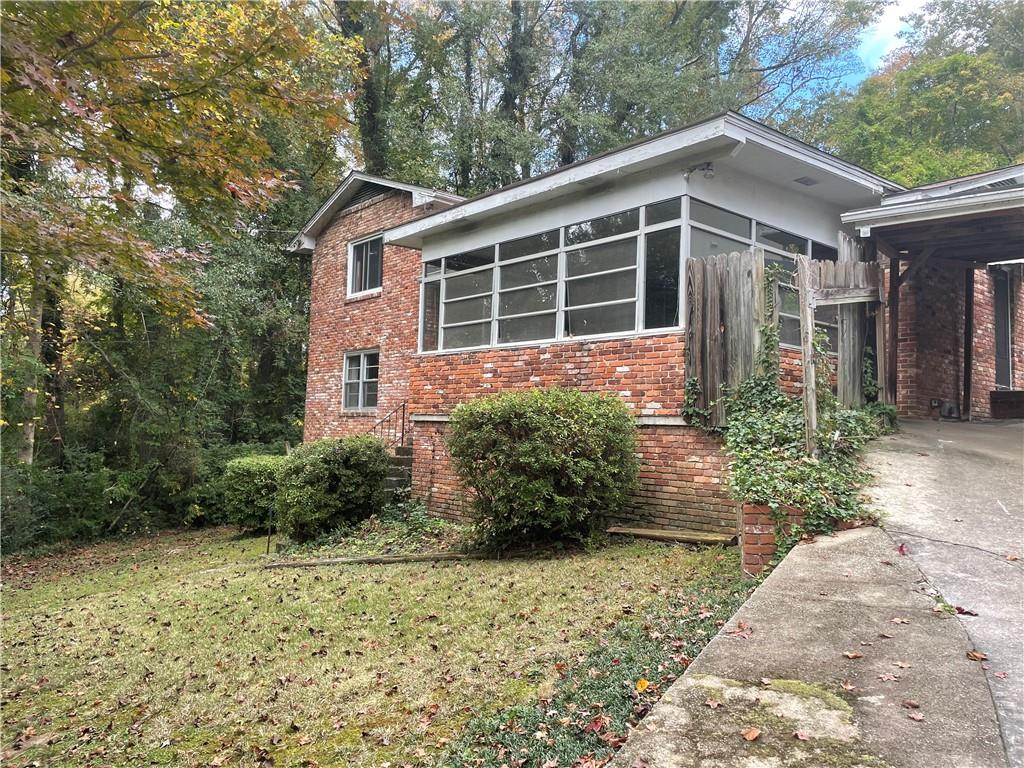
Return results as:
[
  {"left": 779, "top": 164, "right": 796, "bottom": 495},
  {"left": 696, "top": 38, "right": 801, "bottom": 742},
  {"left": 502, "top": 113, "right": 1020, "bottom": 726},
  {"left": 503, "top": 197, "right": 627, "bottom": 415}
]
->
[
  {"left": 367, "top": 239, "right": 382, "bottom": 289},
  {"left": 812, "top": 242, "right": 838, "bottom": 262},
  {"left": 444, "top": 295, "right": 491, "bottom": 324},
  {"left": 779, "top": 286, "right": 800, "bottom": 315},
  {"left": 445, "top": 247, "right": 494, "bottom": 272},
  {"left": 445, "top": 268, "right": 493, "bottom": 299},
  {"left": 565, "top": 208, "right": 639, "bottom": 245},
  {"left": 422, "top": 282, "right": 440, "bottom": 351},
  {"left": 364, "top": 352, "right": 379, "bottom": 380},
  {"left": 566, "top": 270, "right": 636, "bottom": 307},
  {"left": 566, "top": 238, "right": 636, "bottom": 277},
  {"left": 757, "top": 223, "right": 807, "bottom": 255},
  {"left": 500, "top": 255, "right": 557, "bottom": 288},
  {"left": 565, "top": 303, "right": 635, "bottom": 336},
  {"left": 815, "top": 304, "right": 838, "bottom": 325},
  {"left": 443, "top": 322, "right": 491, "bottom": 350},
  {"left": 766, "top": 252, "right": 797, "bottom": 275},
  {"left": 499, "top": 285, "right": 556, "bottom": 316},
  {"left": 689, "top": 199, "right": 750, "bottom": 238},
  {"left": 689, "top": 227, "right": 747, "bottom": 259},
  {"left": 351, "top": 249, "right": 366, "bottom": 293},
  {"left": 499, "top": 230, "right": 558, "bottom": 260},
  {"left": 363, "top": 380, "right": 378, "bottom": 408},
  {"left": 646, "top": 197, "right": 681, "bottom": 225},
  {"left": 644, "top": 227, "right": 680, "bottom": 329},
  {"left": 345, "top": 356, "right": 361, "bottom": 381},
  {"left": 424, "top": 259, "right": 442, "bottom": 278},
  {"left": 344, "top": 381, "right": 361, "bottom": 409},
  {"left": 498, "top": 313, "right": 556, "bottom": 343},
  {"left": 780, "top": 315, "right": 801, "bottom": 346}
]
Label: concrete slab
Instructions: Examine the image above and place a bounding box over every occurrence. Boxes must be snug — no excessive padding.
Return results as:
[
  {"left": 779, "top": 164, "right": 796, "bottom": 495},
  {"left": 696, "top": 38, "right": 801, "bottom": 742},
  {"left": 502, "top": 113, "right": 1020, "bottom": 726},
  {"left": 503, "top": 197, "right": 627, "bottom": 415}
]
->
[
  {"left": 865, "top": 419, "right": 1024, "bottom": 767},
  {"left": 610, "top": 527, "right": 1006, "bottom": 768}
]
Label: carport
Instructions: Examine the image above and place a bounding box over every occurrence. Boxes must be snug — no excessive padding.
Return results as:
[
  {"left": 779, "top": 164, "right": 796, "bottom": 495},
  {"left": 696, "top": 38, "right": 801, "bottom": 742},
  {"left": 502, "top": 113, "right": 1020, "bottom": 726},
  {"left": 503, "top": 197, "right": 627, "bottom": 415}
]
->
[{"left": 843, "top": 165, "right": 1024, "bottom": 419}]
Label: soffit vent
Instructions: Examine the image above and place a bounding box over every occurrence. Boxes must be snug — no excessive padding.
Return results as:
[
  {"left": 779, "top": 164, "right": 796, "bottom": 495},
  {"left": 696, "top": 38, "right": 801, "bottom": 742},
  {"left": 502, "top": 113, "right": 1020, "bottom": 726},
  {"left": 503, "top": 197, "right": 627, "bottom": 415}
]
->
[{"left": 793, "top": 176, "right": 820, "bottom": 186}]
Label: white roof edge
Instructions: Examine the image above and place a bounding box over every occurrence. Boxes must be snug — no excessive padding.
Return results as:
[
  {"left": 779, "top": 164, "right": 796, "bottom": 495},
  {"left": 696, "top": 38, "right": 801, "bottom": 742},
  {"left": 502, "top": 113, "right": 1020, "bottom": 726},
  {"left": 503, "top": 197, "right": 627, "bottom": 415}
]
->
[
  {"left": 386, "top": 112, "right": 902, "bottom": 247},
  {"left": 287, "top": 171, "right": 464, "bottom": 254},
  {"left": 841, "top": 187, "right": 1024, "bottom": 235},
  {"left": 883, "top": 164, "right": 1024, "bottom": 205}
]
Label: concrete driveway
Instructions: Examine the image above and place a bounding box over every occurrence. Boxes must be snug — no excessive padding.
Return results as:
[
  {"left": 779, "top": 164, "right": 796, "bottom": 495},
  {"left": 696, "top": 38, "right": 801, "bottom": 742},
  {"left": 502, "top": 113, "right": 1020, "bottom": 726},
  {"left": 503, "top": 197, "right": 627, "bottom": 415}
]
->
[{"left": 866, "top": 419, "right": 1024, "bottom": 767}]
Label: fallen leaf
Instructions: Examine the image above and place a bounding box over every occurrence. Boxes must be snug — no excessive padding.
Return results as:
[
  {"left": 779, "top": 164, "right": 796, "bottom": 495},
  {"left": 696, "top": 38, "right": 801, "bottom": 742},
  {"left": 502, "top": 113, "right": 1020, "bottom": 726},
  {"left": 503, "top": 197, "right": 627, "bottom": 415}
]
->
[
  {"left": 705, "top": 698, "right": 721, "bottom": 709},
  {"left": 955, "top": 606, "right": 978, "bottom": 616},
  {"left": 741, "top": 727, "right": 761, "bottom": 742},
  {"left": 793, "top": 730, "right": 810, "bottom": 741},
  {"left": 760, "top": 678, "right": 772, "bottom": 686},
  {"left": 994, "top": 671, "right": 1008, "bottom": 680},
  {"left": 843, "top": 651, "right": 864, "bottom": 659},
  {"left": 902, "top": 700, "right": 920, "bottom": 709},
  {"left": 1006, "top": 554, "right": 1019, "bottom": 562},
  {"left": 726, "top": 622, "right": 753, "bottom": 639},
  {"left": 890, "top": 617, "right": 911, "bottom": 624},
  {"left": 635, "top": 678, "right": 650, "bottom": 693},
  {"left": 840, "top": 680, "right": 856, "bottom": 691},
  {"left": 908, "top": 712, "right": 924, "bottom": 721},
  {"left": 878, "top": 672, "right": 900, "bottom": 682},
  {"left": 879, "top": 632, "right": 894, "bottom": 639},
  {"left": 896, "top": 543, "right": 909, "bottom": 556},
  {"left": 967, "top": 650, "right": 988, "bottom": 662},
  {"left": 894, "top": 661, "right": 912, "bottom": 668}
]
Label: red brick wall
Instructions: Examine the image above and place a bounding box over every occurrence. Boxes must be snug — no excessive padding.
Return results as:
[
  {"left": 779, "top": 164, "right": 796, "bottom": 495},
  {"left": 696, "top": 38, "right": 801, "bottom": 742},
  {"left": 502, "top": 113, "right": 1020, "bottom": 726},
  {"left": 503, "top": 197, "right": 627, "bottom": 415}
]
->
[
  {"left": 885, "top": 258, "right": 1023, "bottom": 419},
  {"left": 304, "top": 191, "right": 424, "bottom": 441}
]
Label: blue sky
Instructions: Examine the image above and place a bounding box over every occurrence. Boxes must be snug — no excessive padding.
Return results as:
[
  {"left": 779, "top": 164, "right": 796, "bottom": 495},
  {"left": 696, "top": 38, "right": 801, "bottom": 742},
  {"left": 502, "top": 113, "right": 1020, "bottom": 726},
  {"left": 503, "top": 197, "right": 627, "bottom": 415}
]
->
[{"left": 846, "top": 0, "right": 927, "bottom": 86}]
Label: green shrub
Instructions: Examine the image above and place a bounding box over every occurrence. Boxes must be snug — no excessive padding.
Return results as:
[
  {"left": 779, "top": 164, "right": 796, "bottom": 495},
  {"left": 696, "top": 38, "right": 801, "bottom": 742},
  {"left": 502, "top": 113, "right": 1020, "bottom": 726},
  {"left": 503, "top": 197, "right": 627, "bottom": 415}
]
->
[
  {"left": 275, "top": 436, "right": 390, "bottom": 542},
  {"left": 222, "top": 454, "right": 287, "bottom": 533},
  {"left": 447, "top": 388, "right": 639, "bottom": 550}
]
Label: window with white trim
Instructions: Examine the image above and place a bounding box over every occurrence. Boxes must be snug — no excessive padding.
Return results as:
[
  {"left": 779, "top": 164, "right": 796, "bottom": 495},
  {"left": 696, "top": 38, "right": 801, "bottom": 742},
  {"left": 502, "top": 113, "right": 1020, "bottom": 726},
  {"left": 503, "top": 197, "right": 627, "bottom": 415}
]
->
[
  {"left": 689, "top": 198, "right": 838, "bottom": 352},
  {"left": 420, "top": 199, "right": 683, "bottom": 351},
  {"left": 343, "top": 350, "right": 379, "bottom": 409},
  {"left": 349, "top": 236, "right": 383, "bottom": 295}
]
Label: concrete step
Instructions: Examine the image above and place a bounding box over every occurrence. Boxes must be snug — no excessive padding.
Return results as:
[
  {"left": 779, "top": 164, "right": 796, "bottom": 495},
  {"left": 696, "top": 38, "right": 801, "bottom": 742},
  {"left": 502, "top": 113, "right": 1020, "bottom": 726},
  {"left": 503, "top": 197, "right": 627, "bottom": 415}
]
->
[
  {"left": 389, "top": 455, "right": 414, "bottom": 468},
  {"left": 393, "top": 445, "right": 414, "bottom": 458}
]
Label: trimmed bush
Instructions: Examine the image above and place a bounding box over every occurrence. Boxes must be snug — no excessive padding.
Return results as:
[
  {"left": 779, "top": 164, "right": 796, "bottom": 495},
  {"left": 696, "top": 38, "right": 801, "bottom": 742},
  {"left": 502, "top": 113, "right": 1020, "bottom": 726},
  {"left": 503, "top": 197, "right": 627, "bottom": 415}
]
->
[
  {"left": 275, "top": 436, "right": 390, "bottom": 542},
  {"left": 447, "top": 388, "right": 639, "bottom": 550},
  {"left": 222, "top": 454, "right": 287, "bottom": 533}
]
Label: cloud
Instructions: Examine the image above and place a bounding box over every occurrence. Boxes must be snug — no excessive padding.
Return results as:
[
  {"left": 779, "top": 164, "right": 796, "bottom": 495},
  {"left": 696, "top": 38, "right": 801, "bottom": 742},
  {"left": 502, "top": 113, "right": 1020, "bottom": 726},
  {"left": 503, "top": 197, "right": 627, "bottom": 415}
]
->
[{"left": 857, "top": 0, "right": 928, "bottom": 72}]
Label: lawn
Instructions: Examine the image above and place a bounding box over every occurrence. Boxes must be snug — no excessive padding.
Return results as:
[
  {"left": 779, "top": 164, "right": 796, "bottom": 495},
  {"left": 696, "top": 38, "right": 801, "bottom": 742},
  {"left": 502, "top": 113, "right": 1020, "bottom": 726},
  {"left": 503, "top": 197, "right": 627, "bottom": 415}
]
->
[{"left": 1, "top": 527, "right": 748, "bottom": 768}]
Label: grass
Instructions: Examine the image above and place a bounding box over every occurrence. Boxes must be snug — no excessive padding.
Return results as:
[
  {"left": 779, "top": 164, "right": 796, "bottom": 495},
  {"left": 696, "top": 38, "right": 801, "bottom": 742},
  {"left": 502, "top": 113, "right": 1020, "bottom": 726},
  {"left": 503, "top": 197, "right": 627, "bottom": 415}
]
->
[{"left": 1, "top": 527, "right": 748, "bottom": 768}]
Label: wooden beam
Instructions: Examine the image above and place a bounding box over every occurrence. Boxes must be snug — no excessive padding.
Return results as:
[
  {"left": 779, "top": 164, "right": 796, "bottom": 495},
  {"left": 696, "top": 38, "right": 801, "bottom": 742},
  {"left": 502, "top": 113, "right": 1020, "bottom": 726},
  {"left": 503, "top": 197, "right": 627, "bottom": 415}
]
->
[
  {"left": 887, "top": 255, "right": 900, "bottom": 407},
  {"left": 897, "top": 247, "right": 937, "bottom": 287},
  {"left": 796, "top": 256, "right": 817, "bottom": 456},
  {"left": 814, "top": 287, "right": 881, "bottom": 305},
  {"left": 606, "top": 526, "right": 736, "bottom": 545},
  {"left": 963, "top": 267, "right": 974, "bottom": 420}
]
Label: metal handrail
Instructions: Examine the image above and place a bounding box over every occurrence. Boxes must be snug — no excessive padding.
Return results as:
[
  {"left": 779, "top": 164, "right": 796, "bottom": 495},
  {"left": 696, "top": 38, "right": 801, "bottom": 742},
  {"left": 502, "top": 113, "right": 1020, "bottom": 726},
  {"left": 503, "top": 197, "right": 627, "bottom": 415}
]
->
[{"left": 368, "top": 401, "right": 408, "bottom": 448}]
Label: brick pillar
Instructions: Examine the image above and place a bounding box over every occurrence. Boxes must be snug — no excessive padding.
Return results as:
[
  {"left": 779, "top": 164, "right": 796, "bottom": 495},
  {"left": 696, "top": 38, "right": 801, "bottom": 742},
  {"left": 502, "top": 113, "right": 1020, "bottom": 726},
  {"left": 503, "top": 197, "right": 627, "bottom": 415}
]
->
[{"left": 741, "top": 503, "right": 804, "bottom": 577}]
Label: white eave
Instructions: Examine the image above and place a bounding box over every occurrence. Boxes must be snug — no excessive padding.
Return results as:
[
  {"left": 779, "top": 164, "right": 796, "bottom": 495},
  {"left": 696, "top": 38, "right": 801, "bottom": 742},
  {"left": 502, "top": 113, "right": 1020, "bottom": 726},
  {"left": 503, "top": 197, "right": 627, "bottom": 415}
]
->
[
  {"left": 842, "top": 187, "right": 1024, "bottom": 237},
  {"left": 287, "top": 171, "right": 464, "bottom": 254},
  {"left": 385, "top": 111, "right": 901, "bottom": 250},
  {"left": 881, "top": 164, "right": 1024, "bottom": 205}
]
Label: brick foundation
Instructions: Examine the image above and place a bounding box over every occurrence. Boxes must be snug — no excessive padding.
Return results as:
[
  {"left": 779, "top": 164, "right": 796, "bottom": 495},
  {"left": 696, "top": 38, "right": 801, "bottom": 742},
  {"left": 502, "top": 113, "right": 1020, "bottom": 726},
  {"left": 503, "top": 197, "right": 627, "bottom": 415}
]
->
[{"left": 741, "top": 503, "right": 804, "bottom": 577}]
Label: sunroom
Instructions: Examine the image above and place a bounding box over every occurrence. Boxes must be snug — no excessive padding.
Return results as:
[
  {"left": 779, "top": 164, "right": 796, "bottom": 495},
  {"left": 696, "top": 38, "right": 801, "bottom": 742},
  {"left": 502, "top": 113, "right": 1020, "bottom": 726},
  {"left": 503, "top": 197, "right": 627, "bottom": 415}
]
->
[{"left": 386, "top": 111, "right": 900, "bottom": 357}]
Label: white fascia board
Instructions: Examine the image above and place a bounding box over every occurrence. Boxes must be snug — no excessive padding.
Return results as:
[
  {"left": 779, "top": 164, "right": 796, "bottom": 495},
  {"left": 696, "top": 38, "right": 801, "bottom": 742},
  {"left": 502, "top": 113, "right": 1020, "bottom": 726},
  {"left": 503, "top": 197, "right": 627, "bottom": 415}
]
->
[
  {"left": 386, "top": 119, "right": 734, "bottom": 248},
  {"left": 883, "top": 165, "right": 1024, "bottom": 205},
  {"left": 842, "top": 187, "right": 1024, "bottom": 236},
  {"left": 723, "top": 113, "right": 900, "bottom": 196}
]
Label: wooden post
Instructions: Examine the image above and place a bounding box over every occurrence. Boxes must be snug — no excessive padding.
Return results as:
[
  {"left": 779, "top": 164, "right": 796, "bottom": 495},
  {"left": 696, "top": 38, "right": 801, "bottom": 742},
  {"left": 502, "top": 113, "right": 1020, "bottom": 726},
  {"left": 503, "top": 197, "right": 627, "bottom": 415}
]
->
[
  {"left": 796, "top": 256, "right": 817, "bottom": 457},
  {"left": 963, "top": 267, "right": 974, "bottom": 420},
  {"left": 887, "top": 255, "right": 900, "bottom": 408}
]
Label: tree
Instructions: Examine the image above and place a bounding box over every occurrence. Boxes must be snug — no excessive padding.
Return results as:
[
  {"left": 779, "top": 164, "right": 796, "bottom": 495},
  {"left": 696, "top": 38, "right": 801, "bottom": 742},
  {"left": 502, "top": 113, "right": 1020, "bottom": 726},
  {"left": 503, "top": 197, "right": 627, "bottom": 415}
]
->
[{"left": 1, "top": 1, "right": 354, "bottom": 463}]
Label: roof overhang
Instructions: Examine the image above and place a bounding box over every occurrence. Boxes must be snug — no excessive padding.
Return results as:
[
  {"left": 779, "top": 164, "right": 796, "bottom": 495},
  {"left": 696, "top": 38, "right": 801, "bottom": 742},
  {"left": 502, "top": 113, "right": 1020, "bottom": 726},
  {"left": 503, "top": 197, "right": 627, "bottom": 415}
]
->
[
  {"left": 842, "top": 188, "right": 1024, "bottom": 236},
  {"left": 386, "top": 111, "right": 901, "bottom": 250},
  {"left": 287, "top": 171, "right": 464, "bottom": 254},
  {"left": 882, "top": 164, "right": 1024, "bottom": 205}
]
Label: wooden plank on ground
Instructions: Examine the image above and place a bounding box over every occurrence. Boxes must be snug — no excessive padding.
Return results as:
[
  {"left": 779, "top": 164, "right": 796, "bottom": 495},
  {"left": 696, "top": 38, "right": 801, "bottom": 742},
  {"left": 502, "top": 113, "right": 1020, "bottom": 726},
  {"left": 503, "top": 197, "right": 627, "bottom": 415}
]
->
[{"left": 606, "top": 526, "right": 736, "bottom": 545}]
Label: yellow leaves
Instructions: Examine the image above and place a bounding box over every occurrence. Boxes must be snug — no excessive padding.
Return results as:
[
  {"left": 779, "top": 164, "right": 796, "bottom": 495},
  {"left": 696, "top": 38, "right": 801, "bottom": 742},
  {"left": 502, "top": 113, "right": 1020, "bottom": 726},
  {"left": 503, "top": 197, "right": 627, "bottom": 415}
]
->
[{"left": 634, "top": 678, "right": 649, "bottom": 692}]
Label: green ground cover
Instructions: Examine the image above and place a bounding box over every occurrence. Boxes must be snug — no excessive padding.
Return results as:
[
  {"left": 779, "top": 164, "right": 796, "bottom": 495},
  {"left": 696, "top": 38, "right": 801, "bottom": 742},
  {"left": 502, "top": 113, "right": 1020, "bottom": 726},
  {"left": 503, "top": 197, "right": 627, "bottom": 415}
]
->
[{"left": 1, "top": 528, "right": 747, "bottom": 767}]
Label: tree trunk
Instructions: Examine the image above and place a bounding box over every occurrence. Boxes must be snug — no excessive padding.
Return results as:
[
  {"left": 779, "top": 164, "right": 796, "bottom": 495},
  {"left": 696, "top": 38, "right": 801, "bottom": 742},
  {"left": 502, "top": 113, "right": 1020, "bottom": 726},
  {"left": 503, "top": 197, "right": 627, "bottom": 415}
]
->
[
  {"left": 19, "top": 278, "right": 44, "bottom": 465},
  {"left": 42, "top": 281, "right": 66, "bottom": 466}
]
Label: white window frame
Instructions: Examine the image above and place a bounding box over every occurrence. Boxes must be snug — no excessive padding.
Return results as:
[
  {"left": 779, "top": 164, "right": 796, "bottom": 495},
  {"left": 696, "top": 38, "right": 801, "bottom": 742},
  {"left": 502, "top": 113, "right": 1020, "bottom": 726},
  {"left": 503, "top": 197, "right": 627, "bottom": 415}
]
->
[
  {"left": 348, "top": 234, "right": 384, "bottom": 298},
  {"left": 343, "top": 349, "right": 379, "bottom": 411},
  {"left": 419, "top": 200, "right": 686, "bottom": 354}
]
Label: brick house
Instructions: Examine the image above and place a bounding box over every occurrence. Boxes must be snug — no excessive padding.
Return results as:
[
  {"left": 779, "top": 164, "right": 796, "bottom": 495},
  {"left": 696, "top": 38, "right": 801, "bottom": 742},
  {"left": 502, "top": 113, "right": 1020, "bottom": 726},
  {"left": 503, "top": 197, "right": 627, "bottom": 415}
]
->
[{"left": 290, "top": 111, "right": 1023, "bottom": 537}]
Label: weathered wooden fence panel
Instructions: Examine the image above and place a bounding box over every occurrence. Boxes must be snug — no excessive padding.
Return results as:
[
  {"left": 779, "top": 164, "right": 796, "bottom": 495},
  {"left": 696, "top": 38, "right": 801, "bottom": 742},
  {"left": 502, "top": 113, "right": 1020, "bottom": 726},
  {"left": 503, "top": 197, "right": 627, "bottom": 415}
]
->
[{"left": 684, "top": 249, "right": 766, "bottom": 428}]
